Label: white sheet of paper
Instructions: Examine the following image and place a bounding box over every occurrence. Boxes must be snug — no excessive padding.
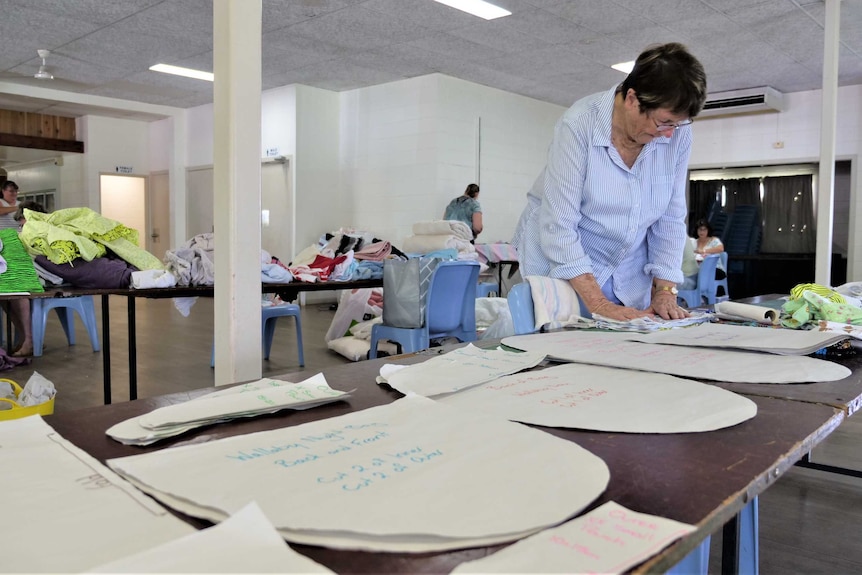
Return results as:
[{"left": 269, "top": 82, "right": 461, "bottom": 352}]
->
[
  {"left": 452, "top": 501, "right": 696, "bottom": 574},
  {"left": 107, "top": 374, "right": 348, "bottom": 445},
  {"left": 714, "top": 301, "right": 780, "bottom": 324},
  {"left": 502, "top": 331, "right": 850, "bottom": 383},
  {"left": 378, "top": 344, "right": 546, "bottom": 397},
  {"left": 89, "top": 501, "right": 333, "bottom": 573},
  {"left": 108, "top": 395, "right": 610, "bottom": 552},
  {"left": 0, "top": 416, "right": 194, "bottom": 573},
  {"left": 624, "top": 322, "right": 847, "bottom": 355},
  {"left": 439, "top": 363, "right": 756, "bottom": 433}
]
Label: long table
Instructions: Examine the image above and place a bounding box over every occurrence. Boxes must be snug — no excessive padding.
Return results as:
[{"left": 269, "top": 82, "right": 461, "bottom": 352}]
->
[
  {"left": 44, "top": 351, "right": 849, "bottom": 574},
  {"left": 28, "top": 278, "right": 383, "bottom": 405}
]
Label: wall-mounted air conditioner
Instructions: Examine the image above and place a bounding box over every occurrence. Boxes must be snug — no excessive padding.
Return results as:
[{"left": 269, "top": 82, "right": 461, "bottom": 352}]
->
[{"left": 698, "top": 87, "right": 784, "bottom": 118}]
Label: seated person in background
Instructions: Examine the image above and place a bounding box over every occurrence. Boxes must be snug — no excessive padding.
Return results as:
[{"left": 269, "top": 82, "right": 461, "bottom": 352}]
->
[
  {"left": 693, "top": 218, "right": 726, "bottom": 279},
  {"left": 443, "top": 183, "right": 483, "bottom": 241},
  {"left": 2, "top": 200, "right": 47, "bottom": 357},
  {"left": 679, "top": 237, "right": 699, "bottom": 290}
]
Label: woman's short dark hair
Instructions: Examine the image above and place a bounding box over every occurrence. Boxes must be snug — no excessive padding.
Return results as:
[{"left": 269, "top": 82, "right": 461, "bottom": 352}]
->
[
  {"left": 620, "top": 42, "right": 707, "bottom": 118},
  {"left": 694, "top": 218, "right": 713, "bottom": 236},
  {"left": 465, "top": 183, "right": 480, "bottom": 198},
  {"left": 14, "top": 199, "right": 46, "bottom": 222}
]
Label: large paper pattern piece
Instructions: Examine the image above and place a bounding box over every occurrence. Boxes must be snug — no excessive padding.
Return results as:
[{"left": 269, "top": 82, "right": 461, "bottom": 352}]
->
[
  {"left": 502, "top": 331, "right": 850, "bottom": 383},
  {"left": 624, "top": 322, "right": 847, "bottom": 355},
  {"left": 89, "top": 502, "right": 333, "bottom": 573},
  {"left": 0, "top": 416, "right": 194, "bottom": 573},
  {"left": 107, "top": 374, "right": 348, "bottom": 445},
  {"left": 107, "top": 395, "right": 610, "bottom": 552},
  {"left": 440, "top": 363, "right": 756, "bottom": 433},
  {"left": 378, "top": 343, "right": 546, "bottom": 397},
  {"left": 452, "top": 501, "right": 695, "bottom": 574}
]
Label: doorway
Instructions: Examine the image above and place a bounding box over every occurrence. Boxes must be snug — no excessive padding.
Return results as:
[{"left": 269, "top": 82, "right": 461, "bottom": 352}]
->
[
  {"left": 100, "top": 174, "right": 147, "bottom": 246},
  {"left": 261, "top": 158, "right": 293, "bottom": 262}
]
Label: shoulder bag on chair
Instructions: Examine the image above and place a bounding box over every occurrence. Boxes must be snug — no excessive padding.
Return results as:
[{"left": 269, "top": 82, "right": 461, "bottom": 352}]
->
[{"left": 382, "top": 257, "right": 440, "bottom": 328}]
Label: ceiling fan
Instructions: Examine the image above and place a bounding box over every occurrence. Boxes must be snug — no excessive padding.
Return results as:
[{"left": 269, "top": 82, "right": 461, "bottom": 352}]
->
[{"left": 34, "top": 49, "right": 54, "bottom": 80}]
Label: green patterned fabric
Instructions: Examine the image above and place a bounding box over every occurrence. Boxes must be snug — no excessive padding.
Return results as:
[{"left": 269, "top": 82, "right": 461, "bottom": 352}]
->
[
  {"left": 0, "top": 229, "right": 44, "bottom": 293},
  {"left": 782, "top": 289, "right": 862, "bottom": 328},
  {"left": 20, "top": 207, "right": 163, "bottom": 270}
]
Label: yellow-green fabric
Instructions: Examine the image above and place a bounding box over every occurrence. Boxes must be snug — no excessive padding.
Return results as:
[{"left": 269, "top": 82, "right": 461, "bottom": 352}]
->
[
  {"left": 782, "top": 289, "right": 862, "bottom": 328},
  {"left": 21, "top": 207, "right": 163, "bottom": 270},
  {"left": 0, "top": 229, "right": 44, "bottom": 293}
]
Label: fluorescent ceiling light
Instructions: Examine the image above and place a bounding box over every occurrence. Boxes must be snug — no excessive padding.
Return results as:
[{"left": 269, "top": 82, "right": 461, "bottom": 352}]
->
[
  {"left": 611, "top": 60, "right": 635, "bottom": 74},
  {"left": 149, "top": 63, "right": 214, "bottom": 82},
  {"left": 432, "top": 0, "right": 511, "bottom": 20}
]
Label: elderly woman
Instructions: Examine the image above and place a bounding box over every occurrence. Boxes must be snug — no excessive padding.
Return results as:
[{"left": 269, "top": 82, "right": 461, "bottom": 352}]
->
[{"left": 513, "top": 42, "right": 707, "bottom": 321}]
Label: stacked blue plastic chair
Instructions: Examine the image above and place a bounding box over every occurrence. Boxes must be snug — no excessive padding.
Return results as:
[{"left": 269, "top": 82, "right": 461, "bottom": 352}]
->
[
  {"left": 507, "top": 282, "right": 536, "bottom": 335},
  {"left": 677, "top": 254, "right": 722, "bottom": 308},
  {"left": 31, "top": 295, "right": 101, "bottom": 356},
  {"left": 475, "top": 281, "right": 500, "bottom": 298},
  {"left": 211, "top": 303, "right": 304, "bottom": 366},
  {"left": 369, "top": 261, "right": 480, "bottom": 358}
]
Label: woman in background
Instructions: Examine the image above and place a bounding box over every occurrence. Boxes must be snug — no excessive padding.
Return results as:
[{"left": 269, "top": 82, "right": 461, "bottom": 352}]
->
[
  {"left": 443, "top": 183, "right": 483, "bottom": 241},
  {"left": 0, "top": 180, "right": 20, "bottom": 230},
  {"left": 693, "top": 218, "right": 726, "bottom": 279}
]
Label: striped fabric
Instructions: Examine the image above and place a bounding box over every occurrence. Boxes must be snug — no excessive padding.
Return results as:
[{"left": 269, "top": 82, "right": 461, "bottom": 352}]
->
[
  {"left": 525, "top": 275, "right": 584, "bottom": 331},
  {"left": 0, "top": 229, "right": 44, "bottom": 293},
  {"left": 513, "top": 85, "right": 690, "bottom": 310},
  {"left": 789, "top": 283, "right": 846, "bottom": 303}
]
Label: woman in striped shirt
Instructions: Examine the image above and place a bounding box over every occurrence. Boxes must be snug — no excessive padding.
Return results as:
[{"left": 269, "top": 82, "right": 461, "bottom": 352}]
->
[{"left": 513, "top": 43, "right": 707, "bottom": 322}]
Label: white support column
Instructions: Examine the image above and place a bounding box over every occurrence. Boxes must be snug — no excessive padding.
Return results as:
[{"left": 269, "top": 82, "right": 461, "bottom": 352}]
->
[
  {"left": 169, "top": 111, "right": 187, "bottom": 250},
  {"left": 815, "top": 0, "right": 841, "bottom": 285},
  {"left": 212, "top": 0, "right": 262, "bottom": 385}
]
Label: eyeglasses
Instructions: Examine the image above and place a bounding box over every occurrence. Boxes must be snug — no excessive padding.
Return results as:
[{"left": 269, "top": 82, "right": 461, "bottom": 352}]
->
[{"left": 650, "top": 115, "right": 693, "bottom": 131}]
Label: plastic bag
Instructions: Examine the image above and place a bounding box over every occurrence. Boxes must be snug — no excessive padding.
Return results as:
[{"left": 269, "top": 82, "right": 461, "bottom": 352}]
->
[
  {"left": 324, "top": 287, "right": 383, "bottom": 343},
  {"left": 382, "top": 257, "right": 440, "bottom": 328}
]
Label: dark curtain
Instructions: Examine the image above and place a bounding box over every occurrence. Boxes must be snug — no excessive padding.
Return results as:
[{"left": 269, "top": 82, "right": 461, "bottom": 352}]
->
[
  {"left": 688, "top": 180, "right": 723, "bottom": 235},
  {"left": 723, "top": 177, "right": 762, "bottom": 214},
  {"left": 760, "top": 175, "right": 816, "bottom": 253}
]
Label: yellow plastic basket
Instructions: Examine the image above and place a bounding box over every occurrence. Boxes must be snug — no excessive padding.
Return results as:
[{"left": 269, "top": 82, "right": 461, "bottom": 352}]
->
[{"left": 0, "top": 378, "right": 55, "bottom": 421}]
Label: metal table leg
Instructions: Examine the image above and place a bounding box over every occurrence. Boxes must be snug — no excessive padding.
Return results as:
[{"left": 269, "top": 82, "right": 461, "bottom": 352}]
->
[
  {"left": 128, "top": 295, "right": 137, "bottom": 401},
  {"left": 101, "top": 294, "right": 111, "bottom": 405}
]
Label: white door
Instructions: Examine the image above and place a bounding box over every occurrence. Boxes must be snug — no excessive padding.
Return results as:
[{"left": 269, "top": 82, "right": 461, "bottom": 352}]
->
[
  {"left": 149, "top": 171, "right": 171, "bottom": 252},
  {"left": 186, "top": 166, "right": 214, "bottom": 238},
  {"left": 100, "top": 174, "right": 147, "bottom": 245},
  {"left": 261, "top": 159, "right": 293, "bottom": 261}
]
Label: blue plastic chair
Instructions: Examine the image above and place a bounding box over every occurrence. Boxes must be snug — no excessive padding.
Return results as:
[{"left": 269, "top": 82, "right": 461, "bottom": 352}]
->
[
  {"left": 31, "top": 295, "right": 101, "bottom": 357},
  {"left": 677, "top": 254, "right": 722, "bottom": 308},
  {"left": 716, "top": 252, "right": 730, "bottom": 301},
  {"left": 369, "top": 261, "right": 480, "bottom": 358},
  {"left": 210, "top": 303, "right": 304, "bottom": 367},
  {"left": 476, "top": 281, "right": 499, "bottom": 298},
  {"left": 507, "top": 282, "right": 537, "bottom": 335}
]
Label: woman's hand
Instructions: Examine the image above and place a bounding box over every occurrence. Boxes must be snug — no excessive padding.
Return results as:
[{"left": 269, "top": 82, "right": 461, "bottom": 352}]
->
[
  {"left": 649, "top": 291, "right": 689, "bottom": 320},
  {"left": 592, "top": 301, "right": 651, "bottom": 321}
]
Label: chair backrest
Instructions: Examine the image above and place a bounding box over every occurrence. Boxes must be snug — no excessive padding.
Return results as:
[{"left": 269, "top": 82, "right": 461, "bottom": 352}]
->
[
  {"left": 507, "top": 282, "right": 536, "bottom": 335},
  {"left": 424, "top": 261, "right": 480, "bottom": 336},
  {"left": 696, "top": 254, "right": 722, "bottom": 304}
]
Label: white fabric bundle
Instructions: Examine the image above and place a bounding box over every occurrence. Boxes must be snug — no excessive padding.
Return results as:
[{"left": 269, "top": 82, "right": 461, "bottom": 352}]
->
[{"left": 413, "top": 220, "right": 473, "bottom": 241}]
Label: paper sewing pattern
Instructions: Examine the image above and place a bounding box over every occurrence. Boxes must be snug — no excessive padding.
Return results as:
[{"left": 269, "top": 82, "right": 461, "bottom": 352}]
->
[
  {"left": 107, "top": 395, "right": 610, "bottom": 552},
  {"left": 439, "top": 363, "right": 756, "bottom": 433},
  {"left": 0, "top": 416, "right": 194, "bottom": 573},
  {"left": 377, "top": 343, "right": 546, "bottom": 397},
  {"left": 452, "top": 501, "right": 696, "bottom": 574},
  {"left": 624, "top": 322, "right": 848, "bottom": 356},
  {"left": 107, "top": 374, "right": 349, "bottom": 445},
  {"left": 89, "top": 502, "right": 333, "bottom": 573},
  {"left": 502, "top": 330, "right": 851, "bottom": 384}
]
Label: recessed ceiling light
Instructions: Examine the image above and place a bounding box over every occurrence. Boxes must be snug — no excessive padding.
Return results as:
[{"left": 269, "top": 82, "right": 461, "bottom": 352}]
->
[
  {"left": 611, "top": 60, "right": 635, "bottom": 74},
  {"left": 432, "top": 0, "right": 511, "bottom": 20},
  {"left": 149, "top": 63, "right": 214, "bottom": 82}
]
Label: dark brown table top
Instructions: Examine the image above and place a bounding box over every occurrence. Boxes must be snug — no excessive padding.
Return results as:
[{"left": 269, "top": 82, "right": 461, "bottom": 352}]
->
[{"left": 44, "top": 352, "right": 844, "bottom": 574}]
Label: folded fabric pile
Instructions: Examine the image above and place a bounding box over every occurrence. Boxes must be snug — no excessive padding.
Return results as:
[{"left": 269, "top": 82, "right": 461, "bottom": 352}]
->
[
  {"left": 287, "top": 227, "right": 405, "bottom": 283},
  {"left": 21, "top": 208, "right": 164, "bottom": 272},
  {"left": 402, "top": 221, "right": 476, "bottom": 255},
  {"left": 0, "top": 229, "right": 44, "bottom": 293},
  {"left": 164, "top": 233, "right": 215, "bottom": 286}
]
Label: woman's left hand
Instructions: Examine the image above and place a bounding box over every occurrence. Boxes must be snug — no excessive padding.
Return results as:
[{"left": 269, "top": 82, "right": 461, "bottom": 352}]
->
[{"left": 649, "top": 292, "right": 689, "bottom": 320}]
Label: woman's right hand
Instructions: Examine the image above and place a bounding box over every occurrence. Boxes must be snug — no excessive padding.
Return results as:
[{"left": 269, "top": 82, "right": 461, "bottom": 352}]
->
[{"left": 591, "top": 301, "right": 651, "bottom": 321}]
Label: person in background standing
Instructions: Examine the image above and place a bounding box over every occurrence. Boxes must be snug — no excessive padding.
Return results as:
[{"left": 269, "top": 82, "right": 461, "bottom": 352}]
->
[
  {"left": 512, "top": 42, "right": 707, "bottom": 321},
  {"left": 0, "top": 180, "right": 20, "bottom": 230},
  {"left": 443, "top": 183, "right": 483, "bottom": 241}
]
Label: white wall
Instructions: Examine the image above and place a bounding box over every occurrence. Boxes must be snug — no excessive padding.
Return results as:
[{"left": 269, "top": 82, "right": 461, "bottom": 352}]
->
[
  {"left": 261, "top": 84, "right": 296, "bottom": 158},
  {"left": 78, "top": 115, "right": 150, "bottom": 209},
  {"left": 341, "top": 73, "right": 564, "bottom": 246},
  {"left": 690, "top": 84, "right": 862, "bottom": 279},
  {"left": 186, "top": 104, "right": 215, "bottom": 168},
  {"left": 149, "top": 117, "right": 172, "bottom": 172},
  {"left": 5, "top": 162, "right": 60, "bottom": 195}
]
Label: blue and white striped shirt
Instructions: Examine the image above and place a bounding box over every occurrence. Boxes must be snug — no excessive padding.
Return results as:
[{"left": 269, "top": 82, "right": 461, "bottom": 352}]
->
[{"left": 513, "top": 86, "right": 690, "bottom": 310}]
